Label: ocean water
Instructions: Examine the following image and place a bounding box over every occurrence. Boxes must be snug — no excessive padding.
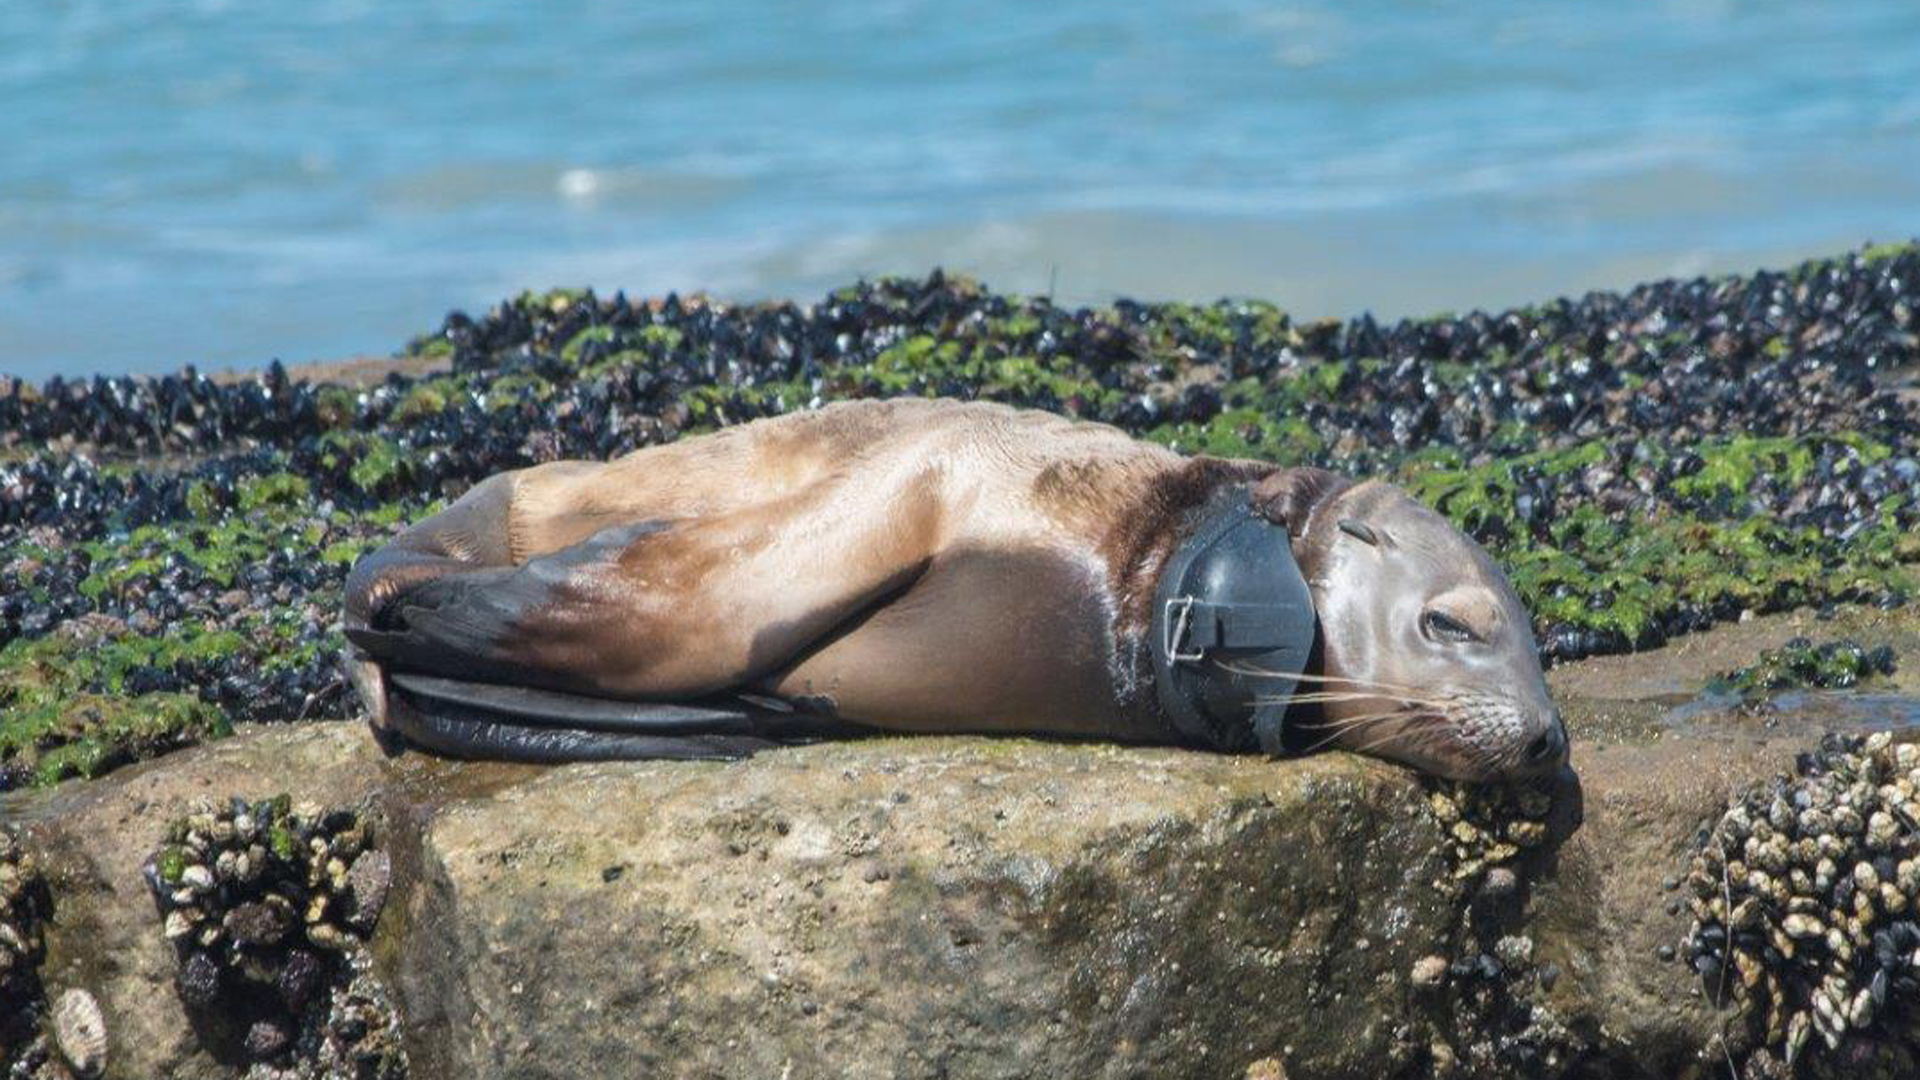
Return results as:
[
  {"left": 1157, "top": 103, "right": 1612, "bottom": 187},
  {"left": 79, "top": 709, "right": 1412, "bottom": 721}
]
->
[{"left": 1, "top": 0, "right": 1917, "bottom": 380}]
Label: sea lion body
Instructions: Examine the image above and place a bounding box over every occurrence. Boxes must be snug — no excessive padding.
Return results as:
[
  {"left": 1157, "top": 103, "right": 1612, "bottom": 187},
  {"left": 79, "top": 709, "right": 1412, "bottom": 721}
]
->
[{"left": 345, "top": 397, "right": 1569, "bottom": 781}]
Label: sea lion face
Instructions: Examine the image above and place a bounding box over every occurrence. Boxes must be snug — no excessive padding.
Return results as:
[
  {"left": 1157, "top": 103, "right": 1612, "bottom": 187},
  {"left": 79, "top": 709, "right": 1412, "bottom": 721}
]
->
[{"left": 1270, "top": 476, "right": 1568, "bottom": 782}]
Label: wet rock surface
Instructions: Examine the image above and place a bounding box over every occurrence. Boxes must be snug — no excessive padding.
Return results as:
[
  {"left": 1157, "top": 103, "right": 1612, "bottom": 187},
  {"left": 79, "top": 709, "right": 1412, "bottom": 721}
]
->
[{"left": 4, "top": 242, "right": 1920, "bottom": 786}]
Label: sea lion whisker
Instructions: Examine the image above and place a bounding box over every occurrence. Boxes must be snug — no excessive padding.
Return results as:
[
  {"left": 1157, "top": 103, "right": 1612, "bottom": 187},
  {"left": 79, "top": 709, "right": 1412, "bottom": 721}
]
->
[
  {"left": 1294, "top": 710, "right": 1423, "bottom": 753},
  {"left": 1348, "top": 709, "right": 1460, "bottom": 757},
  {"left": 1352, "top": 723, "right": 1437, "bottom": 759},
  {"left": 1220, "top": 665, "right": 1428, "bottom": 695},
  {"left": 1277, "top": 686, "right": 1441, "bottom": 699},
  {"left": 1291, "top": 701, "right": 1444, "bottom": 737},
  {"left": 1312, "top": 710, "right": 1418, "bottom": 730},
  {"left": 1266, "top": 691, "right": 1432, "bottom": 705},
  {"left": 1298, "top": 715, "right": 1405, "bottom": 754},
  {"left": 1287, "top": 672, "right": 1425, "bottom": 690}
]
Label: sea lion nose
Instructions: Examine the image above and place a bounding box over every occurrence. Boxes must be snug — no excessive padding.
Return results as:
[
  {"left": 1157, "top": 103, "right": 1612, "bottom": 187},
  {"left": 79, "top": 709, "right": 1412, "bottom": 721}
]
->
[{"left": 1525, "top": 716, "right": 1568, "bottom": 768}]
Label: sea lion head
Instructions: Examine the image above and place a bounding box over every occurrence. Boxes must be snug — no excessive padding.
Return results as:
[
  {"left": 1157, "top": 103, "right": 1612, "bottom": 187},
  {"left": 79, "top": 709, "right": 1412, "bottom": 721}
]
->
[{"left": 1252, "top": 468, "right": 1568, "bottom": 783}]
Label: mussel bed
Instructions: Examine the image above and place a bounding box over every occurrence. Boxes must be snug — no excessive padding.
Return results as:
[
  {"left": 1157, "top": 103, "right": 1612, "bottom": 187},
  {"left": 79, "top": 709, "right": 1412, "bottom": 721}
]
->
[
  {"left": 2, "top": 241, "right": 1918, "bottom": 786},
  {"left": 1713, "top": 639, "right": 1901, "bottom": 697}
]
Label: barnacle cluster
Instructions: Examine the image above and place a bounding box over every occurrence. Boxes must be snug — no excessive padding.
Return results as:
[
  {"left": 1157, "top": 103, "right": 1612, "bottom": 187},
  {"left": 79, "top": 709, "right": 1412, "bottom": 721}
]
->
[
  {"left": 143, "top": 796, "right": 403, "bottom": 1080},
  {"left": 1416, "top": 781, "right": 1572, "bottom": 1076},
  {"left": 1685, "top": 732, "right": 1920, "bottom": 1076},
  {"left": 1426, "top": 781, "right": 1556, "bottom": 886}
]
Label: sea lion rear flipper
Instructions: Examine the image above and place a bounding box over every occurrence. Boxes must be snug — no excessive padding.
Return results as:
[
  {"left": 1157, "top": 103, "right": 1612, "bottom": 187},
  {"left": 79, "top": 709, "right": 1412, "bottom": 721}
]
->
[
  {"left": 347, "top": 521, "right": 675, "bottom": 691},
  {"left": 378, "top": 670, "right": 869, "bottom": 762},
  {"left": 388, "top": 671, "right": 765, "bottom": 732},
  {"left": 383, "top": 704, "right": 779, "bottom": 763}
]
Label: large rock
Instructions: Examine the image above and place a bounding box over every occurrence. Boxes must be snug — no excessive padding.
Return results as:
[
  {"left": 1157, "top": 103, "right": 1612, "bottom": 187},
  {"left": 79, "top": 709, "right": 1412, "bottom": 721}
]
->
[
  {"left": 396, "top": 740, "right": 1461, "bottom": 1080},
  {"left": 8, "top": 605, "right": 1894, "bottom": 1080},
  {"left": 14, "top": 725, "right": 1470, "bottom": 1080}
]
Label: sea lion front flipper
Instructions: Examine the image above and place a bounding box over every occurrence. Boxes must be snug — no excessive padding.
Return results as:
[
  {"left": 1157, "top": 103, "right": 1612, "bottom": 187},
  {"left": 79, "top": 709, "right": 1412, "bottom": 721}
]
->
[{"left": 354, "top": 465, "right": 945, "bottom": 702}]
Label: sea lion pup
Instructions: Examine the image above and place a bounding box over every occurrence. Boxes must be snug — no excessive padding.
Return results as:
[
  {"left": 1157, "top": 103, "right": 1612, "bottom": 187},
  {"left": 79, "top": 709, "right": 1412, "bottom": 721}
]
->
[{"left": 343, "top": 397, "right": 1569, "bottom": 782}]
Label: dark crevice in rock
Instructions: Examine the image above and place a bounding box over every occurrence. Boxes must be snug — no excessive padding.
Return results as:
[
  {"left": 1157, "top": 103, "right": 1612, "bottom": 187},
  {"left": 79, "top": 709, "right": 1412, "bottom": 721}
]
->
[{"left": 0, "top": 827, "right": 55, "bottom": 1077}]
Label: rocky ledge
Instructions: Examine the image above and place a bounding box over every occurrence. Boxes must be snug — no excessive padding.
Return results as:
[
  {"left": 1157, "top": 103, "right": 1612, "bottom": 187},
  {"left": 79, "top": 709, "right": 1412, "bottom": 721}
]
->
[{"left": 9, "top": 601, "right": 1906, "bottom": 1080}]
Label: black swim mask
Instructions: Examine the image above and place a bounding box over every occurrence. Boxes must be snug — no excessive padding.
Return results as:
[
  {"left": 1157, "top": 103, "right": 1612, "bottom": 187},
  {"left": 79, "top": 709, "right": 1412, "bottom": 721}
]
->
[{"left": 1150, "top": 484, "right": 1316, "bottom": 754}]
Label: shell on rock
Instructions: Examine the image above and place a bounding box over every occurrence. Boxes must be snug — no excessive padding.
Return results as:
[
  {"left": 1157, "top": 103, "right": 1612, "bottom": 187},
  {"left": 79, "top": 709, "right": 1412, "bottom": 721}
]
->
[
  {"left": 346, "top": 849, "right": 392, "bottom": 932},
  {"left": 52, "top": 987, "right": 108, "bottom": 1079}
]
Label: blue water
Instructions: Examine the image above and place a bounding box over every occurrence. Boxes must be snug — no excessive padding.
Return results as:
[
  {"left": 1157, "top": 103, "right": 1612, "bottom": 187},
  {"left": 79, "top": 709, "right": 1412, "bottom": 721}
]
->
[{"left": 2, "top": 0, "right": 1917, "bottom": 380}]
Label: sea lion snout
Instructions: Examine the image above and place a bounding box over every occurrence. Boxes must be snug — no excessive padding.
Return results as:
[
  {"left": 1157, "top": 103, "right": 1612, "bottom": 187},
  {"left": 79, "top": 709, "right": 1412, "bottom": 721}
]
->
[{"left": 1294, "top": 479, "right": 1568, "bottom": 783}]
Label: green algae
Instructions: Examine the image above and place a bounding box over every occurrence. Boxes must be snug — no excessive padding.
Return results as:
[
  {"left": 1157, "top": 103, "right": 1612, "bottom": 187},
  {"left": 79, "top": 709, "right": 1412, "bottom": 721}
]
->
[
  {"left": 1861, "top": 240, "right": 1917, "bottom": 266},
  {"left": 1395, "top": 435, "right": 1917, "bottom": 647},
  {"left": 0, "top": 604, "right": 349, "bottom": 785},
  {"left": 78, "top": 515, "right": 318, "bottom": 600},
  {"left": 0, "top": 471, "right": 398, "bottom": 785},
  {"left": 1708, "top": 637, "right": 1897, "bottom": 696},
  {"left": 560, "top": 325, "right": 618, "bottom": 364},
  {"left": 1146, "top": 402, "right": 1323, "bottom": 461},
  {"left": 155, "top": 845, "right": 187, "bottom": 884},
  {"left": 0, "top": 631, "right": 233, "bottom": 785},
  {"left": 392, "top": 382, "right": 451, "bottom": 421},
  {"left": 238, "top": 472, "right": 312, "bottom": 513},
  {"left": 679, "top": 379, "right": 813, "bottom": 428},
  {"left": 317, "top": 430, "right": 414, "bottom": 499},
  {"left": 518, "top": 286, "right": 592, "bottom": 314},
  {"left": 314, "top": 385, "right": 359, "bottom": 430}
]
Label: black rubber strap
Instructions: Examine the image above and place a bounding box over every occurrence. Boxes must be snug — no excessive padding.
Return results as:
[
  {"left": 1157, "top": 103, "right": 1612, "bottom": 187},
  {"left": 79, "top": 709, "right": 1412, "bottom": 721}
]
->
[
  {"left": 1150, "top": 483, "right": 1316, "bottom": 755},
  {"left": 1170, "top": 602, "right": 1302, "bottom": 652}
]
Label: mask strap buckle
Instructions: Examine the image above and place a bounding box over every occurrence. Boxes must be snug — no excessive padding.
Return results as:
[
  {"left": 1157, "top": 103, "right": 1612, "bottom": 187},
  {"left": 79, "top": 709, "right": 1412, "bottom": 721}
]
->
[
  {"left": 1163, "top": 596, "right": 1212, "bottom": 664},
  {"left": 1163, "top": 597, "right": 1199, "bottom": 663}
]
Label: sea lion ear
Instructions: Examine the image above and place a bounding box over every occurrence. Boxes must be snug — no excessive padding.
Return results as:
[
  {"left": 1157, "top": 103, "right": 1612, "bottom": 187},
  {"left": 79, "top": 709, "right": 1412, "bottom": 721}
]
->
[{"left": 1250, "top": 467, "right": 1352, "bottom": 537}]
